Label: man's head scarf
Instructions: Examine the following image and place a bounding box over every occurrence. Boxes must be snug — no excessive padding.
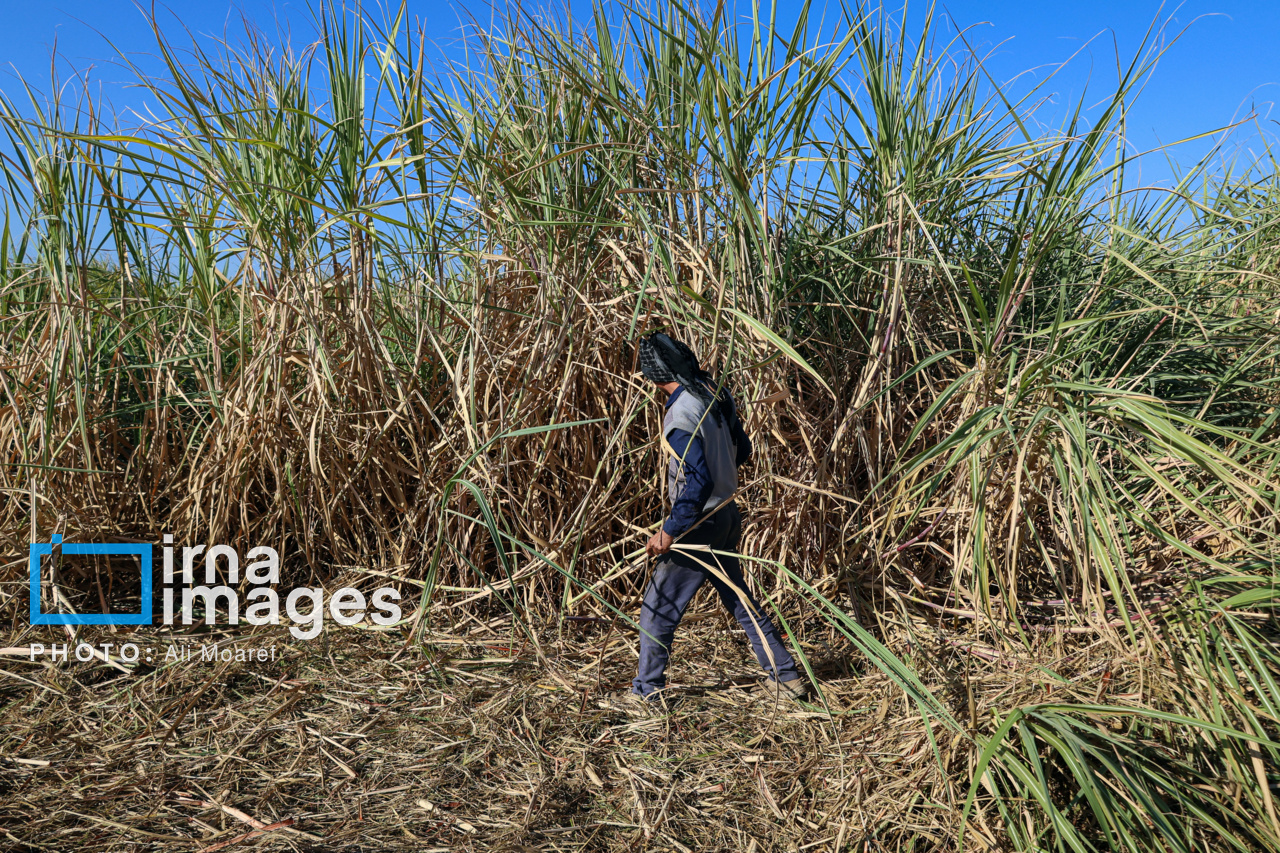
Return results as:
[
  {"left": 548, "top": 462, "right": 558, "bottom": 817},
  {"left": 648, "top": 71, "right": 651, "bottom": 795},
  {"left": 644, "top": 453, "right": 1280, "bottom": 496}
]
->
[{"left": 637, "top": 332, "right": 728, "bottom": 423}]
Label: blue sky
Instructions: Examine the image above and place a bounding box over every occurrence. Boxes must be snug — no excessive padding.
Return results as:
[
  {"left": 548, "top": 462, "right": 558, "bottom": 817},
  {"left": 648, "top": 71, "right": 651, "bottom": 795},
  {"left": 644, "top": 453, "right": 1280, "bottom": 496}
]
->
[{"left": 4, "top": 0, "right": 1277, "bottom": 186}]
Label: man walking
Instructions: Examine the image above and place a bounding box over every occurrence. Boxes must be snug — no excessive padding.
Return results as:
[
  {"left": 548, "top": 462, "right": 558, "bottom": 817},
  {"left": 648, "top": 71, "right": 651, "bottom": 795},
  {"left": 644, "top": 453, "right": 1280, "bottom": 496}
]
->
[{"left": 615, "top": 331, "right": 807, "bottom": 709}]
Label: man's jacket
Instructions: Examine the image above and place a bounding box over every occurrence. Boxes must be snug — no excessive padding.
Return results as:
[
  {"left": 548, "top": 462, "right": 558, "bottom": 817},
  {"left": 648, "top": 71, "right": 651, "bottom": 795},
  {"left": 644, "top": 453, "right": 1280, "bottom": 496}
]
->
[{"left": 661, "top": 386, "right": 752, "bottom": 538}]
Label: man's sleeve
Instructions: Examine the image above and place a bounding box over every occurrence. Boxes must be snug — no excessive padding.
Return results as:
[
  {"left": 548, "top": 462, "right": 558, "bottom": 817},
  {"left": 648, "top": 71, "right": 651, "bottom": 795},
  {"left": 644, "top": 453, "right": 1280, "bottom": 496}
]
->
[{"left": 662, "top": 428, "right": 714, "bottom": 538}]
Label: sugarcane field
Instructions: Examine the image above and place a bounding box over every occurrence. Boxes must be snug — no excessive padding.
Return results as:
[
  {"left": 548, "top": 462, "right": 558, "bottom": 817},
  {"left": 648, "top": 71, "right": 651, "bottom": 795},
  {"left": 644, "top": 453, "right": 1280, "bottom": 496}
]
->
[{"left": 1, "top": 1, "right": 1278, "bottom": 850}]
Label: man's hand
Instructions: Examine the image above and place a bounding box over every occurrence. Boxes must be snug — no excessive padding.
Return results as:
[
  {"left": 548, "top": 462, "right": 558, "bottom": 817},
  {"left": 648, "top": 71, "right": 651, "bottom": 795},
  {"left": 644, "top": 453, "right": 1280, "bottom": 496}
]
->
[{"left": 646, "top": 528, "right": 674, "bottom": 556}]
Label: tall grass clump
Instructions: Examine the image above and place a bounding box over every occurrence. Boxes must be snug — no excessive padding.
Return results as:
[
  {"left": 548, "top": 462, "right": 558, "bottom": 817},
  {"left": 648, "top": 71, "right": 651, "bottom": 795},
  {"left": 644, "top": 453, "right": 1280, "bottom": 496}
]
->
[{"left": 1, "top": 1, "right": 1277, "bottom": 849}]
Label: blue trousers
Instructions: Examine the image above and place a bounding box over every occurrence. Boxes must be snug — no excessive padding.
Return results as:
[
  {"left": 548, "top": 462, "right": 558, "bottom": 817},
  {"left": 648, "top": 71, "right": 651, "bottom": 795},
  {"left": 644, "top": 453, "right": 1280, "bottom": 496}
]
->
[{"left": 632, "top": 502, "right": 800, "bottom": 696}]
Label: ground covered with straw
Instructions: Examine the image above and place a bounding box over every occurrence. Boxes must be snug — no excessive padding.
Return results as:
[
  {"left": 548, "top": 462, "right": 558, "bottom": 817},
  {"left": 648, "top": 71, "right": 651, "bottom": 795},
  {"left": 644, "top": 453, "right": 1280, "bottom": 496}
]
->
[
  {"left": 2, "top": 0, "right": 1279, "bottom": 850},
  {"left": 4, "top": 612, "right": 1111, "bottom": 852}
]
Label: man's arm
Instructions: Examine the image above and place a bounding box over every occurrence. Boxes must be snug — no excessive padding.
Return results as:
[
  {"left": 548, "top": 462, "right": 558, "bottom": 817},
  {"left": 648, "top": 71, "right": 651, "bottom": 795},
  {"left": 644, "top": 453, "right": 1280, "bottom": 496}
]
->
[
  {"left": 727, "top": 396, "right": 752, "bottom": 466},
  {"left": 661, "top": 428, "right": 714, "bottom": 539}
]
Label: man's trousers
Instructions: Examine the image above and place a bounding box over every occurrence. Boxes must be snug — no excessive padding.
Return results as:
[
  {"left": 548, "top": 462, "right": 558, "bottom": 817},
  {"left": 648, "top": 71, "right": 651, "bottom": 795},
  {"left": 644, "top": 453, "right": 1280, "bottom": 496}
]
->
[{"left": 632, "top": 501, "right": 800, "bottom": 696}]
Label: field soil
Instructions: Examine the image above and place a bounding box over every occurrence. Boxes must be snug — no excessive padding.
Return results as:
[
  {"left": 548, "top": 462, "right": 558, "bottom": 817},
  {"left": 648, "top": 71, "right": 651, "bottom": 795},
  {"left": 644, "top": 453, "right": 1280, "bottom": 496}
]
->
[{"left": 1, "top": 605, "right": 1043, "bottom": 852}]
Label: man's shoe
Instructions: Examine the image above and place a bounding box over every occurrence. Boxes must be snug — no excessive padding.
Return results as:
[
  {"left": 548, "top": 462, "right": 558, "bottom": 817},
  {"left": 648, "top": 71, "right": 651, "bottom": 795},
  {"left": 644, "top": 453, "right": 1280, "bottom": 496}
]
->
[
  {"left": 754, "top": 676, "right": 808, "bottom": 702},
  {"left": 598, "top": 689, "right": 673, "bottom": 716}
]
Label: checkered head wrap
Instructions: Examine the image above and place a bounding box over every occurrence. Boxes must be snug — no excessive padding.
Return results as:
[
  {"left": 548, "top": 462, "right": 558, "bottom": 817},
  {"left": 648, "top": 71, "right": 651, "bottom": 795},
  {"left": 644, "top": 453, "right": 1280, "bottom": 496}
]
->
[
  {"left": 638, "top": 332, "right": 691, "bottom": 384},
  {"left": 636, "top": 332, "right": 728, "bottom": 423}
]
